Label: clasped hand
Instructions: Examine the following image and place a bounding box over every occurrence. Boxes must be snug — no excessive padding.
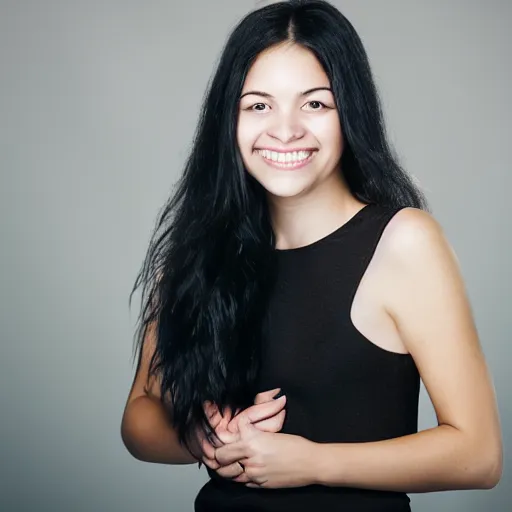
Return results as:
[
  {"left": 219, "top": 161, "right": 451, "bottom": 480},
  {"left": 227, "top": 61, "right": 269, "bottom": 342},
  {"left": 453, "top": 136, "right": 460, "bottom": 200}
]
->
[{"left": 197, "top": 389, "right": 315, "bottom": 489}]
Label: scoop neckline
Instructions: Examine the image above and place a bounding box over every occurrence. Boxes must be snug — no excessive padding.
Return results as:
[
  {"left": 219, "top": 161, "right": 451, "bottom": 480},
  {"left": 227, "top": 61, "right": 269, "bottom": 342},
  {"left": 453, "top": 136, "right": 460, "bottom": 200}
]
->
[{"left": 273, "top": 202, "right": 375, "bottom": 254}]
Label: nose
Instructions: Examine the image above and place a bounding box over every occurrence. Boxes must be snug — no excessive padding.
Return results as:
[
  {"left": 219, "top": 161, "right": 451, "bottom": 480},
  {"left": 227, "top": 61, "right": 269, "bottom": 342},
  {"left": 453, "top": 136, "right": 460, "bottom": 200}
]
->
[{"left": 266, "top": 110, "right": 305, "bottom": 144}]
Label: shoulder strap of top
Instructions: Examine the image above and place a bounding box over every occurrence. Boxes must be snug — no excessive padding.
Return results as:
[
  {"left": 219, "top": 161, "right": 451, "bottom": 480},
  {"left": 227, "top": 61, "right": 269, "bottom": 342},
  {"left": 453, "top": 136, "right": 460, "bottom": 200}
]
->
[{"left": 341, "top": 205, "right": 408, "bottom": 315}]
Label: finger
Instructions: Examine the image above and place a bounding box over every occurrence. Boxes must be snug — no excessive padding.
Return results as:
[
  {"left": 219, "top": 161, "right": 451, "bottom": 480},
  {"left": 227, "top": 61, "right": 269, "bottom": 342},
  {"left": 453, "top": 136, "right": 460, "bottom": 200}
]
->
[
  {"left": 203, "top": 401, "right": 220, "bottom": 421},
  {"left": 226, "top": 391, "right": 286, "bottom": 434},
  {"left": 203, "top": 428, "right": 225, "bottom": 448},
  {"left": 216, "top": 410, "right": 232, "bottom": 433},
  {"left": 201, "top": 456, "right": 220, "bottom": 470},
  {"left": 220, "top": 405, "right": 234, "bottom": 422},
  {"left": 254, "top": 387, "right": 281, "bottom": 405},
  {"left": 226, "top": 396, "right": 286, "bottom": 435},
  {"left": 204, "top": 402, "right": 235, "bottom": 439},
  {"left": 200, "top": 437, "right": 217, "bottom": 460},
  {"left": 241, "top": 395, "right": 286, "bottom": 425},
  {"left": 215, "top": 461, "right": 245, "bottom": 480},
  {"left": 199, "top": 409, "right": 226, "bottom": 448},
  {"left": 253, "top": 408, "right": 286, "bottom": 432},
  {"left": 215, "top": 442, "right": 249, "bottom": 466},
  {"left": 233, "top": 471, "right": 251, "bottom": 484},
  {"left": 215, "top": 428, "right": 239, "bottom": 445},
  {"left": 238, "top": 412, "right": 260, "bottom": 438},
  {"left": 227, "top": 418, "right": 239, "bottom": 435}
]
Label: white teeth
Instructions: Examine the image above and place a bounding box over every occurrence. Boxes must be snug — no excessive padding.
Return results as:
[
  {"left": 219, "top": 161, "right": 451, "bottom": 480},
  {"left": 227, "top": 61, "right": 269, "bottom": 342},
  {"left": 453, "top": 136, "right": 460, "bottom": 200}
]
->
[{"left": 257, "top": 149, "right": 312, "bottom": 163}]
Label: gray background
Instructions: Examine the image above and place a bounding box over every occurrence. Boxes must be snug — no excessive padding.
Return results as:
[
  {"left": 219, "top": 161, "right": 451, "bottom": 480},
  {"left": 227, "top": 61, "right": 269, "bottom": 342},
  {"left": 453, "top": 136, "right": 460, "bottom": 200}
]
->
[{"left": 1, "top": 0, "right": 509, "bottom": 510}]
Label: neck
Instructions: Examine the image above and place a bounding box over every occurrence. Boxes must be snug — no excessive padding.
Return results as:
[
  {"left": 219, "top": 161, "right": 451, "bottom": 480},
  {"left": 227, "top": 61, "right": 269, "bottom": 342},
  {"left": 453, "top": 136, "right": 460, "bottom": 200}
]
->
[{"left": 268, "top": 170, "right": 366, "bottom": 251}]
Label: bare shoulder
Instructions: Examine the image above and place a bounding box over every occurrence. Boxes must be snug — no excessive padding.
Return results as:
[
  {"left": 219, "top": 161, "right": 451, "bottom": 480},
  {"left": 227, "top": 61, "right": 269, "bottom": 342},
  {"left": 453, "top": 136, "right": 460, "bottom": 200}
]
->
[
  {"left": 374, "top": 206, "right": 469, "bottom": 348},
  {"left": 377, "top": 207, "right": 455, "bottom": 275},
  {"left": 382, "top": 207, "right": 447, "bottom": 253}
]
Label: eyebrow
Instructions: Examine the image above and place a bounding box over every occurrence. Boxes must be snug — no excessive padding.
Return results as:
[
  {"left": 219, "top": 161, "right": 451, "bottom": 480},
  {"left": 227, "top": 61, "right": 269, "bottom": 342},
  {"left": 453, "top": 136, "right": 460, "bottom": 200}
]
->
[{"left": 239, "top": 86, "right": 332, "bottom": 99}]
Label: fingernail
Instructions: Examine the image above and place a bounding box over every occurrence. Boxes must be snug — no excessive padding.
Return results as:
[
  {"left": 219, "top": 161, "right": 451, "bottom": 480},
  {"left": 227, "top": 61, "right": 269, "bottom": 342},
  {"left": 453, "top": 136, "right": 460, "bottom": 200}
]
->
[{"left": 274, "top": 390, "right": 285, "bottom": 399}]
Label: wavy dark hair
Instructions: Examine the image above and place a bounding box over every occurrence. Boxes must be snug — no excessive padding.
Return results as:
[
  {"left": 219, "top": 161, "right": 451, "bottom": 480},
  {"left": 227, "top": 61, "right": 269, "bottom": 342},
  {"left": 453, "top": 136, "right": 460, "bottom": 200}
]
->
[{"left": 129, "top": 0, "right": 429, "bottom": 458}]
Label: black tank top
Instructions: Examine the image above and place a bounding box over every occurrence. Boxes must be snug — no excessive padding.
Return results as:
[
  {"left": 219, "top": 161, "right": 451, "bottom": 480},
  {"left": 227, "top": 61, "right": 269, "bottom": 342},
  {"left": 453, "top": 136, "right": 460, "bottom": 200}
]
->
[{"left": 195, "top": 203, "right": 420, "bottom": 512}]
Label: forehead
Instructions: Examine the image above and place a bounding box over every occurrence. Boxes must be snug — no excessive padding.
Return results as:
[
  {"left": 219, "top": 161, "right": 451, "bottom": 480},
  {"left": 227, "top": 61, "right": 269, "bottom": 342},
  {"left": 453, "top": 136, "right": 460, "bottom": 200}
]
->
[{"left": 242, "top": 43, "right": 330, "bottom": 93}]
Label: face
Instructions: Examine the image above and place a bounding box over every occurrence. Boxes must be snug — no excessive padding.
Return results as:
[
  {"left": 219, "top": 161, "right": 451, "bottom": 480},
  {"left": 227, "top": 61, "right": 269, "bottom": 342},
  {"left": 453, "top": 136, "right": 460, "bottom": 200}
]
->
[{"left": 237, "top": 43, "right": 344, "bottom": 201}]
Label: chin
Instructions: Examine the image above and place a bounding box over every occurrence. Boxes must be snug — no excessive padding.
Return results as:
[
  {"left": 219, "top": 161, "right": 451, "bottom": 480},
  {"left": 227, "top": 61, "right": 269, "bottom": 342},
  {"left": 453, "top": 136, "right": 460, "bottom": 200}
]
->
[
  {"left": 259, "top": 181, "right": 311, "bottom": 199},
  {"left": 246, "top": 167, "right": 315, "bottom": 198}
]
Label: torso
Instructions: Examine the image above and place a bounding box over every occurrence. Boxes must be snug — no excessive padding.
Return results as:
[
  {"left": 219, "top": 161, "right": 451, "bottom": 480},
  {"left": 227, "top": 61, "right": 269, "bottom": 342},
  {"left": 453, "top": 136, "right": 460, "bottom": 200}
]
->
[{"left": 196, "top": 202, "right": 420, "bottom": 512}]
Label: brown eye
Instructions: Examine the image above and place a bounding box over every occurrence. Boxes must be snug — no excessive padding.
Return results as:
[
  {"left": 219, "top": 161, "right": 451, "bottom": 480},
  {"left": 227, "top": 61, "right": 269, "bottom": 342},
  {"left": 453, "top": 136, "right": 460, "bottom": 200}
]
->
[
  {"left": 249, "top": 103, "right": 268, "bottom": 111},
  {"left": 304, "top": 101, "right": 326, "bottom": 110}
]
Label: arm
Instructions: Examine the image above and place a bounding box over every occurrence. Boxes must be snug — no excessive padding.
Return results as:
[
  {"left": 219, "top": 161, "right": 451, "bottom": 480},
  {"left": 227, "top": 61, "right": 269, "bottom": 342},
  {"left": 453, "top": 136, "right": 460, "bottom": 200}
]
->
[
  {"left": 121, "top": 321, "right": 286, "bottom": 466},
  {"left": 213, "top": 209, "right": 502, "bottom": 491},
  {"left": 312, "top": 208, "right": 502, "bottom": 492},
  {"left": 121, "top": 320, "right": 198, "bottom": 464}
]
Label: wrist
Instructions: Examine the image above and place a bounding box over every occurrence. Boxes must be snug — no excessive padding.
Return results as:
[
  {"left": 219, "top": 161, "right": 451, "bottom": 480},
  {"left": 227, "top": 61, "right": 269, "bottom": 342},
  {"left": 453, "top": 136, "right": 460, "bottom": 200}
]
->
[
  {"left": 310, "top": 442, "right": 339, "bottom": 487},
  {"left": 304, "top": 439, "right": 326, "bottom": 486}
]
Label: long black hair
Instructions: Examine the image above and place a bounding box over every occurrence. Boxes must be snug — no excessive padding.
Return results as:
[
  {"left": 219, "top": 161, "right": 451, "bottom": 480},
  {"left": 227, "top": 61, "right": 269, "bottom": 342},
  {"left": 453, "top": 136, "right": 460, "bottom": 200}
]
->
[{"left": 129, "top": 0, "right": 429, "bottom": 458}]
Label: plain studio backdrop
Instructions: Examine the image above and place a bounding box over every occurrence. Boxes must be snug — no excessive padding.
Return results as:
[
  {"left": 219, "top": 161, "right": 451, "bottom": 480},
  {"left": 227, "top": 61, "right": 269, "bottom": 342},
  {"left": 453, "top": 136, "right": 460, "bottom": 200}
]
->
[{"left": 0, "top": 1, "right": 510, "bottom": 511}]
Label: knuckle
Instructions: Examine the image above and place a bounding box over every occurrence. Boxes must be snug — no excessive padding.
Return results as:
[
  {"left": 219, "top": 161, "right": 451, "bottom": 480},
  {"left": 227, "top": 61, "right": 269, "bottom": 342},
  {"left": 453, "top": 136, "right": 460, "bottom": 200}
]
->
[
  {"left": 201, "top": 445, "right": 212, "bottom": 458},
  {"left": 203, "top": 458, "right": 219, "bottom": 470},
  {"left": 217, "top": 462, "right": 242, "bottom": 479},
  {"left": 227, "top": 420, "right": 238, "bottom": 434},
  {"left": 211, "top": 436, "right": 223, "bottom": 449},
  {"left": 216, "top": 468, "right": 230, "bottom": 478},
  {"left": 252, "top": 472, "right": 264, "bottom": 484}
]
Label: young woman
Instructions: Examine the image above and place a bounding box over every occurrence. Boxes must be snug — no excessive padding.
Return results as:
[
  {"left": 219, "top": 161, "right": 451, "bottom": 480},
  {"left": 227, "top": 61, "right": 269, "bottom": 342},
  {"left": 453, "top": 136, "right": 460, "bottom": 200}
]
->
[{"left": 121, "top": 1, "right": 502, "bottom": 510}]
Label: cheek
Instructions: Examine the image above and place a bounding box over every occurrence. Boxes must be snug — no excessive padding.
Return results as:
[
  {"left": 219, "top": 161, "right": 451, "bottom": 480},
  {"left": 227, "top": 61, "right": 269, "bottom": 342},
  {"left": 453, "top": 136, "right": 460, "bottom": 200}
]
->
[
  {"left": 237, "top": 113, "right": 268, "bottom": 149},
  {"left": 237, "top": 122, "right": 255, "bottom": 155},
  {"left": 236, "top": 126, "right": 257, "bottom": 173},
  {"left": 329, "top": 130, "right": 344, "bottom": 153},
  {"left": 314, "top": 120, "right": 343, "bottom": 154}
]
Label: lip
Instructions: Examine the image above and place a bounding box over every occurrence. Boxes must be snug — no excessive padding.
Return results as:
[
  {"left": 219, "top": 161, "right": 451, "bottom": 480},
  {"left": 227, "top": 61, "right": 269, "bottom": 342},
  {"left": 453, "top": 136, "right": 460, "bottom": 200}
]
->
[
  {"left": 256, "top": 149, "right": 316, "bottom": 170},
  {"left": 255, "top": 147, "right": 317, "bottom": 153}
]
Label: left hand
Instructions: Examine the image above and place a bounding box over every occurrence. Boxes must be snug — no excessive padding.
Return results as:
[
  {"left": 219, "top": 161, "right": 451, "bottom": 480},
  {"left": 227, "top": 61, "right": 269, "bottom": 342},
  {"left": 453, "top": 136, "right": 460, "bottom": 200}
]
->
[{"left": 213, "top": 414, "right": 317, "bottom": 489}]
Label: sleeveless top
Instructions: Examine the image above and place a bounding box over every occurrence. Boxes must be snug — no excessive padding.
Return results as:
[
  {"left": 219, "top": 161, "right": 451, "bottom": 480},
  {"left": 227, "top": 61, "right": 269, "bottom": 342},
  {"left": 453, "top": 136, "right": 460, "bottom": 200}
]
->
[{"left": 195, "top": 203, "right": 420, "bottom": 512}]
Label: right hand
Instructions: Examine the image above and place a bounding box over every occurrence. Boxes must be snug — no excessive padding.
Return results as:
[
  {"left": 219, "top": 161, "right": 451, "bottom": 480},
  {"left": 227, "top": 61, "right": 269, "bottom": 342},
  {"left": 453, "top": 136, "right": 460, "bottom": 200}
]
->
[{"left": 198, "top": 388, "right": 287, "bottom": 476}]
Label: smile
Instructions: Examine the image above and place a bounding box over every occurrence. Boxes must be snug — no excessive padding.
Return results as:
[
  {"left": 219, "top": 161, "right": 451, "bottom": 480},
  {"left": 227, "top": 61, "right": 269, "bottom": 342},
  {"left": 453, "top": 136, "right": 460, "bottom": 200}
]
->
[{"left": 256, "top": 149, "right": 316, "bottom": 170}]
